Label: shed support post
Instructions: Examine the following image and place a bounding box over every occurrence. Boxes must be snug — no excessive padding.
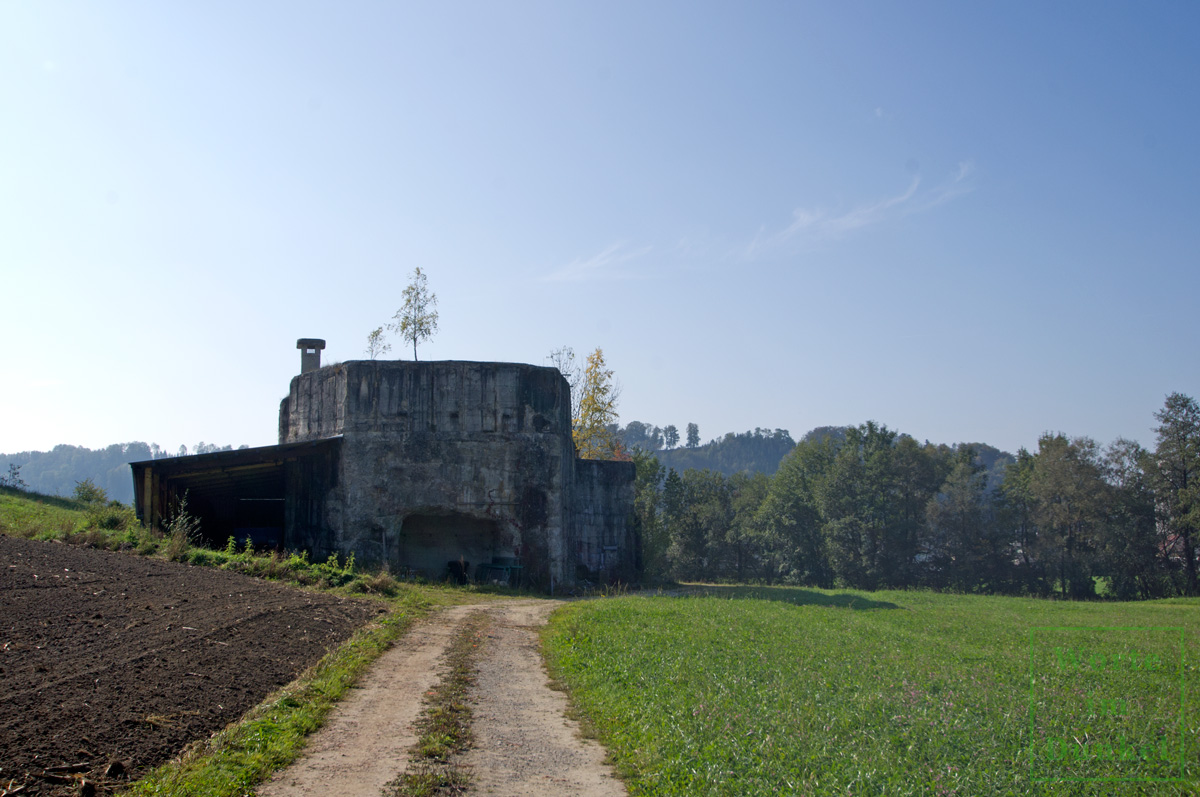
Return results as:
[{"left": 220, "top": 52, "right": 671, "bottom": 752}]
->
[{"left": 142, "top": 467, "right": 155, "bottom": 531}]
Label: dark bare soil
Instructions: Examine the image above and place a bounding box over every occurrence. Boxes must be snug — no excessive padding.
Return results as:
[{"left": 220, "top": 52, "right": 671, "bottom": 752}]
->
[{"left": 0, "top": 536, "right": 380, "bottom": 795}]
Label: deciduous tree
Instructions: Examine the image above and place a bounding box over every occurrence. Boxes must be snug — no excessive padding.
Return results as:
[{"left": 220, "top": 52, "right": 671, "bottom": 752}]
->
[
  {"left": 1100, "top": 438, "right": 1163, "bottom": 598},
  {"left": 365, "top": 327, "right": 391, "bottom": 360},
  {"left": 390, "top": 267, "right": 438, "bottom": 360},
  {"left": 631, "top": 450, "right": 668, "bottom": 580},
  {"left": 757, "top": 436, "right": 835, "bottom": 586},
  {"left": 728, "top": 471, "right": 770, "bottom": 582},
  {"left": 1027, "top": 433, "right": 1108, "bottom": 598},
  {"left": 573, "top": 348, "right": 626, "bottom": 460},
  {"left": 662, "top": 469, "right": 730, "bottom": 580},
  {"left": 663, "top": 425, "right": 680, "bottom": 450},
  {"left": 548, "top": 346, "right": 582, "bottom": 422},
  {"left": 924, "top": 449, "right": 995, "bottom": 591}
]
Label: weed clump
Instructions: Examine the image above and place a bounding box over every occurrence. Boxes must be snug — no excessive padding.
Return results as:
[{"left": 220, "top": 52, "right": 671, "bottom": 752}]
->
[
  {"left": 162, "top": 495, "right": 202, "bottom": 562},
  {"left": 347, "top": 568, "right": 402, "bottom": 597},
  {"left": 86, "top": 501, "right": 137, "bottom": 532}
]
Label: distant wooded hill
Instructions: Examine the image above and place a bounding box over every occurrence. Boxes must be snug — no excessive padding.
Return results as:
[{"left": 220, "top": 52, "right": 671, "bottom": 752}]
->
[
  {"left": 0, "top": 442, "right": 241, "bottom": 504},
  {"left": 614, "top": 422, "right": 1014, "bottom": 483},
  {"left": 613, "top": 423, "right": 797, "bottom": 476},
  {"left": 655, "top": 429, "right": 797, "bottom": 476}
]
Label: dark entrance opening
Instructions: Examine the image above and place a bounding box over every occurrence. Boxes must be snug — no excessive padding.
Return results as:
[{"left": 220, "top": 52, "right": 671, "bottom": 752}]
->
[
  {"left": 398, "top": 513, "right": 498, "bottom": 581},
  {"left": 234, "top": 498, "right": 285, "bottom": 549}
]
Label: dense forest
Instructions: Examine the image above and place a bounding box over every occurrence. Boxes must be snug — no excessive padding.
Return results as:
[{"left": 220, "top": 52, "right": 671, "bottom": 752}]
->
[{"left": 626, "top": 394, "right": 1200, "bottom": 600}]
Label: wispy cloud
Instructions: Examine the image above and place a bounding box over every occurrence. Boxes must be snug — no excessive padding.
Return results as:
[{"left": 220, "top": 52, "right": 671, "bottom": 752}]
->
[
  {"left": 544, "top": 241, "right": 653, "bottom": 281},
  {"left": 744, "top": 161, "right": 975, "bottom": 260}
]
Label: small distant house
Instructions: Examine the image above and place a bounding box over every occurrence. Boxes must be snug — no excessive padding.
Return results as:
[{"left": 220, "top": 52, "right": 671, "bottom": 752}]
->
[{"left": 130, "top": 340, "right": 637, "bottom": 589}]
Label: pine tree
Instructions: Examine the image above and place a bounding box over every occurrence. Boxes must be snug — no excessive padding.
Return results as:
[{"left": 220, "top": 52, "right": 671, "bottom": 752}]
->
[{"left": 1152, "top": 392, "right": 1200, "bottom": 594}]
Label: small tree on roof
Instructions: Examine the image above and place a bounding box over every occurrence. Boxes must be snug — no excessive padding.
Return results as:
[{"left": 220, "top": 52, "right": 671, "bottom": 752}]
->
[
  {"left": 390, "top": 267, "right": 439, "bottom": 360},
  {"left": 365, "top": 326, "right": 391, "bottom": 360}
]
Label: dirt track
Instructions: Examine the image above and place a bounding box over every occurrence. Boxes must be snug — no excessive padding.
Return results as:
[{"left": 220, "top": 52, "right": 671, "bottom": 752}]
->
[
  {"left": 260, "top": 600, "right": 626, "bottom": 796},
  {"left": 256, "top": 604, "right": 484, "bottom": 796},
  {"left": 462, "top": 601, "right": 625, "bottom": 796},
  {"left": 0, "top": 536, "right": 378, "bottom": 795}
]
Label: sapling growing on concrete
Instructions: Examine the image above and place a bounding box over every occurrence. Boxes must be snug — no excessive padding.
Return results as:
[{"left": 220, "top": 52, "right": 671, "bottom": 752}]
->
[{"left": 390, "top": 267, "right": 439, "bottom": 360}]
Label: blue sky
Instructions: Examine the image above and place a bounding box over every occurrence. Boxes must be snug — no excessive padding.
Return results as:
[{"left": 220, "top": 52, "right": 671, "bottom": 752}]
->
[{"left": 3, "top": 2, "right": 1198, "bottom": 456}]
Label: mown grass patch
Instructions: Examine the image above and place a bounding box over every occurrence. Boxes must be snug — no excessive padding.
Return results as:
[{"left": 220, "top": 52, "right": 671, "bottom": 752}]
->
[{"left": 543, "top": 586, "right": 1200, "bottom": 795}]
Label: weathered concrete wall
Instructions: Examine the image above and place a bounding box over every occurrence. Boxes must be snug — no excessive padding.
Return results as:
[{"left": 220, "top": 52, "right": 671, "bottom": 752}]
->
[
  {"left": 279, "top": 361, "right": 579, "bottom": 587},
  {"left": 572, "top": 458, "right": 638, "bottom": 583},
  {"left": 279, "top": 365, "right": 347, "bottom": 443},
  {"left": 280, "top": 360, "right": 571, "bottom": 444}
]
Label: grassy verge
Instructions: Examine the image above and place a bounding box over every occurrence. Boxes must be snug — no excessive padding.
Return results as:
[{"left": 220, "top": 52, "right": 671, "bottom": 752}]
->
[
  {"left": 543, "top": 586, "right": 1200, "bottom": 796},
  {"left": 0, "top": 485, "right": 97, "bottom": 539},
  {"left": 386, "top": 611, "right": 491, "bottom": 797},
  {"left": 0, "top": 486, "right": 511, "bottom": 599}
]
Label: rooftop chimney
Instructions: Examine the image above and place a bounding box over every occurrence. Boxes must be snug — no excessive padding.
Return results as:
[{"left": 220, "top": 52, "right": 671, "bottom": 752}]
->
[{"left": 297, "top": 338, "right": 326, "bottom": 374}]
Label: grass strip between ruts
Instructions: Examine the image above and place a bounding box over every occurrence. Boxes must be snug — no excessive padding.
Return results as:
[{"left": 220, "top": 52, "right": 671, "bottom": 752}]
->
[
  {"left": 384, "top": 610, "right": 492, "bottom": 797},
  {"left": 118, "top": 591, "right": 431, "bottom": 797}
]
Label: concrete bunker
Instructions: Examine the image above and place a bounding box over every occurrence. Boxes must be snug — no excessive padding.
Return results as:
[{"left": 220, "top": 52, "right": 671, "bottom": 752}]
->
[{"left": 131, "top": 342, "right": 637, "bottom": 589}]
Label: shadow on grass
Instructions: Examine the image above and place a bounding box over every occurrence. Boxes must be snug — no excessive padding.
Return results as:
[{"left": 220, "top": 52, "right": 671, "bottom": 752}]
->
[{"left": 671, "top": 584, "right": 901, "bottom": 610}]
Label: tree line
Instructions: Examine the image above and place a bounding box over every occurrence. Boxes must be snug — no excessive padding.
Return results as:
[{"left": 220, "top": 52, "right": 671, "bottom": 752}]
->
[
  {"left": 631, "top": 393, "right": 1200, "bottom": 599},
  {"left": 616, "top": 425, "right": 796, "bottom": 477},
  {"left": 612, "top": 420, "right": 704, "bottom": 452}
]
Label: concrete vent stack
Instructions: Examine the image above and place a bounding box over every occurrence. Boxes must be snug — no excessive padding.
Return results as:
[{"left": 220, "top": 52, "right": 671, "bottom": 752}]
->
[{"left": 297, "top": 338, "right": 326, "bottom": 374}]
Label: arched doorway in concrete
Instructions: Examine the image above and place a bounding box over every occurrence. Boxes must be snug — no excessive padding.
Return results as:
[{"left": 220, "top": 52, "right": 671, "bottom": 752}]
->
[{"left": 397, "top": 513, "right": 503, "bottom": 582}]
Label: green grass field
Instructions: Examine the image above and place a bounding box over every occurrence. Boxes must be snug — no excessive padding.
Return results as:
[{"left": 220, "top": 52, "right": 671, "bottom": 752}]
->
[{"left": 543, "top": 586, "right": 1200, "bottom": 795}]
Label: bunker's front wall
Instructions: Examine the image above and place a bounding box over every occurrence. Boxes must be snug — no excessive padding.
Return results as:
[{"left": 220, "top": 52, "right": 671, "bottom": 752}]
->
[
  {"left": 280, "top": 360, "right": 575, "bottom": 586},
  {"left": 335, "top": 433, "right": 568, "bottom": 585}
]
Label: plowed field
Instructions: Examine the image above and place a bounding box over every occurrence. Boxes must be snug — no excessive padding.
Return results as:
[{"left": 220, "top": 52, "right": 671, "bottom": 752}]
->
[{"left": 0, "top": 536, "right": 380, "bottom": 795}]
